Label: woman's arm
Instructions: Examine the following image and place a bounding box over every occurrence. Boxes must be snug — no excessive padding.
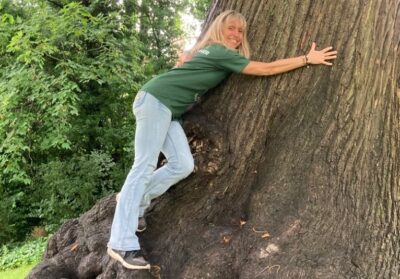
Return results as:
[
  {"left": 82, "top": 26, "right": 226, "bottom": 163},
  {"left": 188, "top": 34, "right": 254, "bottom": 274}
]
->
[
  {"left": 175, "top": 51, "right": 193, "bottom": 67},
  {"left": 242, "top": 42, "right": 337, "bottom": 76}
]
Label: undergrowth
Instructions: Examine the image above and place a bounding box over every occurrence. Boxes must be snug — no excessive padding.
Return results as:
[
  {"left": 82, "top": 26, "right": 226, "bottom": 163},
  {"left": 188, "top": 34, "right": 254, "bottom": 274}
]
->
[{"left": 0, "top": 237, "right": 48, "bottom": 271}]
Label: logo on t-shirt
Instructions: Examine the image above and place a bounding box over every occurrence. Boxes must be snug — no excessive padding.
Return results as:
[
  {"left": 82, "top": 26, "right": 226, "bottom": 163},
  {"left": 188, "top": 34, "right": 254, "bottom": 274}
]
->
[{"left": 198, "top": 49, "right": 210, "bottom": 56}]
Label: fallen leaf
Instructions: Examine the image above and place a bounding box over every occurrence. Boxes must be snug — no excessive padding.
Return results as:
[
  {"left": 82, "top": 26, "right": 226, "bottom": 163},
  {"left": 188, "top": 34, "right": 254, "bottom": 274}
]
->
[
  {"left": 253, "top": 227, "right": 270, "bottom": 239},
  {"left": 261, "top": 232, "right": 270, "bottom": 239},
  {"left": 150, "top": 265, "right": 161, "bottom": 278},
  {"left": 207, "top": 162, "right": 218, "bottom": 174},
  {"left": 222, "top": 235, "right": 232, "bottom": 244},
  {"left": 70, "top": 243, "right": 78, "bottom": 252},
  {"left": 252, "top": 227, "right": 269, "bottom": 233}
]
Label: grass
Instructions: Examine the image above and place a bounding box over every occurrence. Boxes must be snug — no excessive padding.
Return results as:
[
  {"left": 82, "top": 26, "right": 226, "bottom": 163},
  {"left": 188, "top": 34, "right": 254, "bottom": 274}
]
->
[
  {"left": 0, "top": 262, "right": 37, "bottom": 279},
  {"left": 0, "top": 236, "right": 48, "bottom": 279},
  {"left": 0, "top": 237, "right": 48, "bottom": 271}
]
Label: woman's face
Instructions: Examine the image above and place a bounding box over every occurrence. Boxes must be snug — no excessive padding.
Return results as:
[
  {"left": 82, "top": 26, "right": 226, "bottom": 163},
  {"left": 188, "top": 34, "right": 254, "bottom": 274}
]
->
[{"left": 222, "top": 18, "right": 244, "bottom": 49}]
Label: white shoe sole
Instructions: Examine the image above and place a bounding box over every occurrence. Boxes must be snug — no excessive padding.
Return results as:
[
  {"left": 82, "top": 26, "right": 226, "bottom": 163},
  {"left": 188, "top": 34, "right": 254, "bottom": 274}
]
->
[
  {"left": 136, "top": 227, "right": 146, "bottom": 233},
  {"left": 107, "top": 247, "right": 151, "bottom": 270}
]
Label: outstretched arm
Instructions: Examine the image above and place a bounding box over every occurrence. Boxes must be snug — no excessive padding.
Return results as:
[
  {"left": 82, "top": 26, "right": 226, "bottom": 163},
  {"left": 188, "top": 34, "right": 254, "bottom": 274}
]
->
[{"left": 241, "top": 42, "right": 337, "bottom": 76}]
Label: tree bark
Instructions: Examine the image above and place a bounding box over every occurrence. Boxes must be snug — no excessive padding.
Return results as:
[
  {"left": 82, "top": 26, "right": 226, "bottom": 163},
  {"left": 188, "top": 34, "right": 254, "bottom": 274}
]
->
[{"left": 28, "top": 0, "right": 400, "bottom": 278}]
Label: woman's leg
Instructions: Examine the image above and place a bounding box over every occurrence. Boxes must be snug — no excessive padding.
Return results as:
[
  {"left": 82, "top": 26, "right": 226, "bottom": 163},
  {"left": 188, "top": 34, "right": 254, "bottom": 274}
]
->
[
  {"left": 108, "top": 92, "right": 171, "bottom": 251},
  {"left": 138, "top": 120, "right": 194, "bottom": 217}
]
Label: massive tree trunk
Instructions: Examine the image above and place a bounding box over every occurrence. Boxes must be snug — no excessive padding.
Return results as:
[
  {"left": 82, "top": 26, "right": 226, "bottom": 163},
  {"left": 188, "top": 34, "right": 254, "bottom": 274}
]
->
[{"left": 28, "top": 0, "right": 400, "bottom": 278}]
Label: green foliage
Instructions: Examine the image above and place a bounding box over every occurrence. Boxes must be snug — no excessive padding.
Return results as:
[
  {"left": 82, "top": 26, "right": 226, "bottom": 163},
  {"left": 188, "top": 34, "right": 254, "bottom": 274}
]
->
[
  {"left": 131, "top": 0, "right": 188, "bottom": 72},
  {"left": 0, "top": 1, "right": 142, "bottom": 181},
  {"left": 0, "top": 0, "right": 144, "bottom": 243},
  {"left": 0, "top": 190, "right": 18, "bottom": 244},
  {"left": 0, "top": 237, "right": 48, "bottom": 271},
  {"left": 185, "top": 0, "right": 212, "bottom": 20},
  {"left": 31, "top": 151, "right": 122, "bottom": 231},
  {"left": 0, "top": 0, "right": 211, "bottom": 245}
]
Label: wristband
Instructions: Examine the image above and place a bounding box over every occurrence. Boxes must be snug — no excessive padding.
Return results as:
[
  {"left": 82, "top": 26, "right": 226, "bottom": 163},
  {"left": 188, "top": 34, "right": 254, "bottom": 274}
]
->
[{"left": 304, "top": 55, "right": 310, "bottom": 68}]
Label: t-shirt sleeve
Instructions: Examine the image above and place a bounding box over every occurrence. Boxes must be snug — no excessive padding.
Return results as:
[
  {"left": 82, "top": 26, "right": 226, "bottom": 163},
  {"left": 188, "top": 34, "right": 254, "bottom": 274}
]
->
[{"left": 211, "top": 45, "right": 250, "bottom": 73}]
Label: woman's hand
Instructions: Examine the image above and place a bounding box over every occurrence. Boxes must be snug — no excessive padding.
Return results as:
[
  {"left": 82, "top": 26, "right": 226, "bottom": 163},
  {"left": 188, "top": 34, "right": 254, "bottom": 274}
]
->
[
  {"left": 306, "top": 42, "right": 337, "bottom": 66},
  {"left": 175, "top": 51, "right": 193, "bottom": 67}
]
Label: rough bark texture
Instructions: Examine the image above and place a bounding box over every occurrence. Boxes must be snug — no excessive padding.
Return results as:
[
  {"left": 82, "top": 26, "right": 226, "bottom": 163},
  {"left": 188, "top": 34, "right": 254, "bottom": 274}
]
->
[{"left": 28, "top": 0, "right": 400, "bottom": 278}]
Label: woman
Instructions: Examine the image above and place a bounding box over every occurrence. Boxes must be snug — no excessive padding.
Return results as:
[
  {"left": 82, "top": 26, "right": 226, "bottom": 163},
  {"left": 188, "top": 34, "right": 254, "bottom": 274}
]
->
[{"left": 107, "top": 10, "right": 337, "bottom": 270}]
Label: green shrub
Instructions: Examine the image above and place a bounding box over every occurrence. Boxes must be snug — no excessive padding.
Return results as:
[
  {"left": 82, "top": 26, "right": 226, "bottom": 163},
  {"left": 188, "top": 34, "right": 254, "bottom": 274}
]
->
[
  {"left": 0, "top": 0, "right": 204, "bottom": 244},
  {"left": 0, "top": 237, "right": 48, "bottom": 271},
  {"left": 0, "top": 1, "right": 142, "bottom": 243},
  {"left": 0, "top": 193, "right": 17, "bottom": 244},
  {"left": 30, "top": 150, "right": 123, "bottom": 232}
]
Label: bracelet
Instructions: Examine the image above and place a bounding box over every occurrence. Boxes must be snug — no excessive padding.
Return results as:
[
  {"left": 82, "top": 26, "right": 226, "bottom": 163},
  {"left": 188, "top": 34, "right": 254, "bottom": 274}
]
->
[{"left": 304, "top": 55, "right": 310, "bottom": 68}]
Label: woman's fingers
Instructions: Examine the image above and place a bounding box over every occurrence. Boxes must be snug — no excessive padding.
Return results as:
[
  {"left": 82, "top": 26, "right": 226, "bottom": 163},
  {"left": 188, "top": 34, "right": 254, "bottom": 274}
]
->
[
  {"left": 324, "top": 52, "right": 337, "bottom": 58},
  {"left": 320, "top": 49, "right": 337, "bottom": 62},
  {"left": 325, "top": 55, "right": 337, "bottom": 60},
  {"left": 325, "top": 50, "right": 337, "bottom": 55},
  {"left": 321, "top": 46, "right": 334, "bottom": 52},
  {"left": 311, "top": 42, "right": 317, "bottom": 51}
]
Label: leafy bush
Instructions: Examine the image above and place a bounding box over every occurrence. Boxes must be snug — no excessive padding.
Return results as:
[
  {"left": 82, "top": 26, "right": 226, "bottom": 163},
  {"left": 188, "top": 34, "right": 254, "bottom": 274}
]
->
[
  {"left": 0, "top": 1, "right": 144, "bottom": 184},
  {"left": 30, "top": 150, "right": 122, "bottom": 231},
  {"left": 0, "top": 0, "right": 209, "bottom": 244},
  {"left": 0, "top": 192, "right": 18, "bottom": 244},
  {"left": 0, "top": 237, "right": 48, "bottom": 271},
  {"left": 0, "top": 1, "right": 144, "bottom": 243}
]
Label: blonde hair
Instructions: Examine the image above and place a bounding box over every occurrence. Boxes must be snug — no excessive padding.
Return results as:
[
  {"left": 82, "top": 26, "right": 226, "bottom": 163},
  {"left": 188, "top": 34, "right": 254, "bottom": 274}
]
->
[{"left": 190, "top": 10, "right": 251, "bottom": 58}]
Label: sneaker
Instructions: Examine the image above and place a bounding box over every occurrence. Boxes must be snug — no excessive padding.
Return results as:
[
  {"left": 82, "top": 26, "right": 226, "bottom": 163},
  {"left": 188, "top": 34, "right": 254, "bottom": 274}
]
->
[
  {"left": 107, "top": 247, "right": 150, "bottom": 270},
  {"left": 137, "top": 217, "right": 147, "bottom": 233}
]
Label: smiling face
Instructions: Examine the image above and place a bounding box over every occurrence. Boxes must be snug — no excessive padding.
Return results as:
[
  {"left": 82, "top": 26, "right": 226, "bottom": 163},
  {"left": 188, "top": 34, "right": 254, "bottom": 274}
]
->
[{"left": 222, "top": 17, "right": 244, "bottom": 50}]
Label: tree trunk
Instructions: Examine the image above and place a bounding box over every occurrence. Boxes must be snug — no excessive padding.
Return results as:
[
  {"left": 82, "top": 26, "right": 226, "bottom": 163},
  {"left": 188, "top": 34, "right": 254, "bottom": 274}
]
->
[{"left": 28, "top": 0, "right": 400, "bottom": 278}]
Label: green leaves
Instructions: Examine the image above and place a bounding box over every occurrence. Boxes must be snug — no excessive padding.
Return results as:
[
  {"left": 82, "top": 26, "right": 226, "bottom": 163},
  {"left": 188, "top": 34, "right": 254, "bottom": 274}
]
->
[
  {"left": 0, "top": 0, "right": 211, "bottom": 244},
  {"left": 0, "top": 2, "right": 143, "bottom": 185},
  {"left": 0, "top": 1, "right": 148, "bottom": 243},
  {"left": 0, "top": 236, "right": 48, "bottom": 271},
  {"left": 30, "top": 150, "right": 118, "bottom": 229},
  {"left": 0, "top": 66, "right": 79, "bottom": 184}
]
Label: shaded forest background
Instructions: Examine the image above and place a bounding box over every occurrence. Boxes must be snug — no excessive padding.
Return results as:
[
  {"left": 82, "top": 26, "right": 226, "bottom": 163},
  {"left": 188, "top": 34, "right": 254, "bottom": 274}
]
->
[{"left": 0, "top": 0, "right": 210, "bottom": 246}]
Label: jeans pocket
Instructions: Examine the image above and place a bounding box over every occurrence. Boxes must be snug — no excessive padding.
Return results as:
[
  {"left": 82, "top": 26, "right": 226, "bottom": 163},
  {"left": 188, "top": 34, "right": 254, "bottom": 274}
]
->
[{"left": 133, "top": 91, "right": 147, "bottom": 111}]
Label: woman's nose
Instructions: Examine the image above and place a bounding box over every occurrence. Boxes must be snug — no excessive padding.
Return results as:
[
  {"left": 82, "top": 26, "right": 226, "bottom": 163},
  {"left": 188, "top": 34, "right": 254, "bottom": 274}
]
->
[{"left": 230, "top": 29, "right": 239, "bottom": 36}]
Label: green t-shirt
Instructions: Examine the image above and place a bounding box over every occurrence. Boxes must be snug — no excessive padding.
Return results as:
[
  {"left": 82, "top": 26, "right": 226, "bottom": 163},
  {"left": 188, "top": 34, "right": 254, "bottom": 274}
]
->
[{"left": 140, "top": 43, "right": 250, "bottom": 118}]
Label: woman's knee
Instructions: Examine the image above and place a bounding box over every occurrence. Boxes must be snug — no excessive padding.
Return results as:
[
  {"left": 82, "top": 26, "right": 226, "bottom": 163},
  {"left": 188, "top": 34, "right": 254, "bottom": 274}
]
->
[
  {"left": 182, "top": 156, "right": 194, "bottom": 177},
  {"left": 173, "top": 156, "right": 194, "bottom": 178}
]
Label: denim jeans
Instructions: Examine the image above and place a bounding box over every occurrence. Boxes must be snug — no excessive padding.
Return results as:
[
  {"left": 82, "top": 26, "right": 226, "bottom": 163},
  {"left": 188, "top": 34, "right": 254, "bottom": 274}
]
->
[{"left": 108, "top": 91, "right": 194, "bottom": 251}]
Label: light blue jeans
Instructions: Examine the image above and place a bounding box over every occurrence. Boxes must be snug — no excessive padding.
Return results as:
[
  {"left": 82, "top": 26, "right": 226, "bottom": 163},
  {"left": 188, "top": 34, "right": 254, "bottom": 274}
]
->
[{"left": 108, "top": 91, "right": 194, "bottom": 251}]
